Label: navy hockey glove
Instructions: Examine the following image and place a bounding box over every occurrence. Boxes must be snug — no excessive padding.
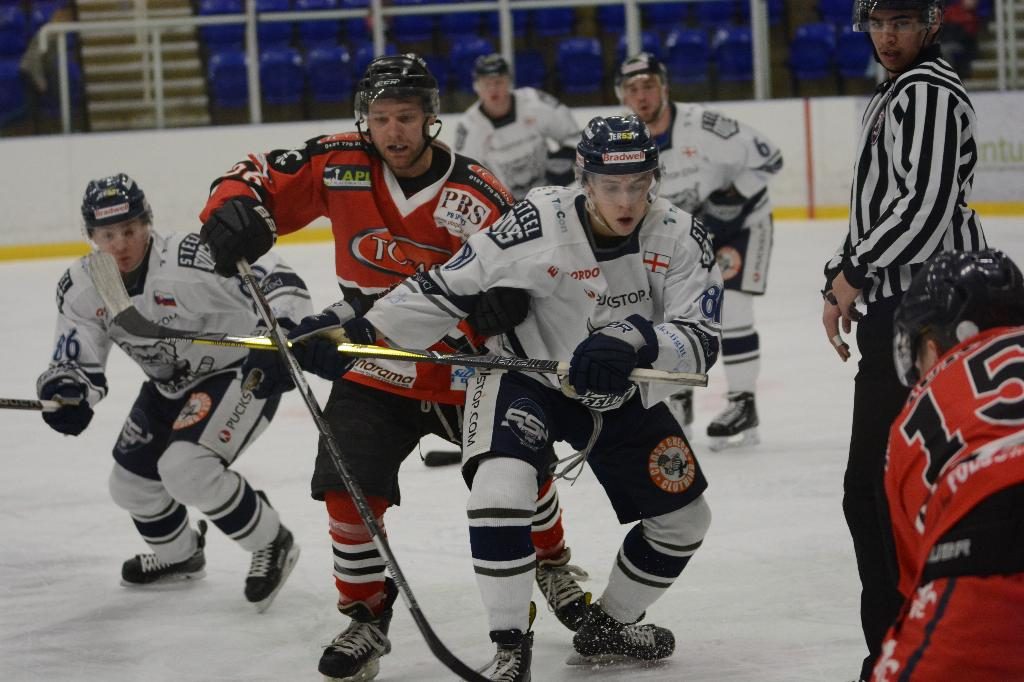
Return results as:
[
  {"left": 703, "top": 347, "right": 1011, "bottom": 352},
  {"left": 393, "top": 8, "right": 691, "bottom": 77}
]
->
[
  {"left": 466, "top": 287, "right": 531, "bottom": 337},
  {"left": 288, "top": 302, "right": 376, "bottom": 382},
  {"left": 241, "top": 318, "right": 297, "bottom": 399},
  {"left": 38, "top": 378, "right": 93, "bottom": 436},
  {"left": 568, "top": 315, "right": 659, "bottom": 396},
  {"left": 199, "top": 196, "right": 277, "bottom": 277}
]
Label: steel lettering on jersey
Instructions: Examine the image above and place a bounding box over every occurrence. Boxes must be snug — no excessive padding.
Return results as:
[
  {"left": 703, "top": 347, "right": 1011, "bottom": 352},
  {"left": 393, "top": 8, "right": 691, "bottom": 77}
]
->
[
  {"left": 486, "top": 201, "right": 543, "bottom": 249},
  {"left": 56, "top": 270, "right": 73, "bottom": 314},
  {"left": 351, "top": 227, "right": 453, "bottom": 276},
  {"left": 178, "top": 233, "right": 217, "bottom": 272}
]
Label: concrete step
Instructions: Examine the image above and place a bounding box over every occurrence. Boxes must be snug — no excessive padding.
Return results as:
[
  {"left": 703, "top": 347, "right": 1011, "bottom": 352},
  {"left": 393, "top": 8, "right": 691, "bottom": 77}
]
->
[
  {"left": 86, "top": 78, "right": 206, "bottom": 99},
  {"left": 76, "top": 6, "right": 193, "bottom": 21},
  {"left": 89, "top": 111, "right": 213, "bottom": 130},
  {"left": 86, "top": 59, "right": 203, "bottom": 78},
  {"left": 87, "top": 94, "right": 210, "bottom": 113},
  {"left": 81, "top": 39, "right": 200, "bottom": 58}
]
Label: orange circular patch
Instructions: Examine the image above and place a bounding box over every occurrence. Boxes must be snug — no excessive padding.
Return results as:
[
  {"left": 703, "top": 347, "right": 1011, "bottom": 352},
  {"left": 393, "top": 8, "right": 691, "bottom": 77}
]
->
[
  {"left": 648, "top": 436, "right": 697, "bottom": 494},
  {"left": 173, "top": 392, "right": 213, "bottom": 430},
  {"left": 716, "top": 246, "right": 742, "bottom": 281}
]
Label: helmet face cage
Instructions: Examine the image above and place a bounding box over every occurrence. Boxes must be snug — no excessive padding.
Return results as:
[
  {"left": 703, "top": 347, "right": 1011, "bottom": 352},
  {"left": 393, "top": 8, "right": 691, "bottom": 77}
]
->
[
  {"left": 80, "top": 173, "right": 153, "bottom": 236},
  {"left": 614, "top": 52, "right": 668, "bottom": 101},
  {"left": 892, "top": 248, "right": 1024, "bottom": 387},
  {"left": 354, "top": 53, "right": 441, "bottom": 122},
  {"left": 852, "top": 0, "right": 943, "bottom": 32}
]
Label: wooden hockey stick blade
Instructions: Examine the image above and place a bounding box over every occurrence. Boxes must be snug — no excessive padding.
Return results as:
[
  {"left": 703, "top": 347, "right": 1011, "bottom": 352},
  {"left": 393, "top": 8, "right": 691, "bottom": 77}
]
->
[{"left": 0, "top": 398, "right": 72, "bottom": 412}]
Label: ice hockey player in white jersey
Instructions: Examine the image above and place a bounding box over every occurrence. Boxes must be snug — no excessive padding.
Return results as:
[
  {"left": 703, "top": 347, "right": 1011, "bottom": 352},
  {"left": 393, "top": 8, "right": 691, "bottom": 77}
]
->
[
  {"left": 617, "top": 52, "right": 783, "bottom": 450},
  {"left": 304, "top": 115, "right": 721, "bottom": 680},
  {"left": 455, "top": 53, "right": 581, "bottom": 200},
  {"left": 36, "top": 174, "right": 310, "bottom": 611}
]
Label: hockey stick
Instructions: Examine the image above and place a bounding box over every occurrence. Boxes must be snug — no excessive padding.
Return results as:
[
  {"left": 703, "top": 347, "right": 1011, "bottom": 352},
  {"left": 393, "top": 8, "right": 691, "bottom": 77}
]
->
[
  {"left": 232, "top": 259, "right": 489, "bottom": 682},
  {"left": 85, "top": 252, "right": 707, "bottom": 388},
  {"left": 0, "top": 398, "right": 74, "bottom": 412}
]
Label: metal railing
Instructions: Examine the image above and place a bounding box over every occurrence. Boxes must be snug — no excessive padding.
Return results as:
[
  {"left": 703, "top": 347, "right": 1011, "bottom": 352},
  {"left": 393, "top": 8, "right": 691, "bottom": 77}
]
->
[
  {"left": 995, "top": 0, "right": 1021, "bottom": 89},
  {"left": 39, "top": 0, "right": 770, "bottom": 134}
]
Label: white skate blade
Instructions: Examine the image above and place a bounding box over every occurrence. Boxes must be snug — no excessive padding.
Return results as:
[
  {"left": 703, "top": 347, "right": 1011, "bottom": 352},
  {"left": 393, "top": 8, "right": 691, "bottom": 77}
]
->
[
  {"left": 565, "top": 652, "right": 668, "bottom": 667},
  {"left": 707, "top": 428, "right": 760, "bottom": 452},
  {"left": 252, "top": 543, "right": 301, "bottom": 614},
  {"left": 120, "top": 569, "right": 206, "bottom": 588}
]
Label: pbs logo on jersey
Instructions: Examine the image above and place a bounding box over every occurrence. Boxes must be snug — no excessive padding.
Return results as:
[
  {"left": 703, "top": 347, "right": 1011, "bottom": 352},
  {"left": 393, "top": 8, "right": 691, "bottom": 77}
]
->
[
  {"left": 648, "top": 436, "right": 697, "bottom": 494},
  {"left": 435, "top": 189, "right": 492, "bottom": 239}
]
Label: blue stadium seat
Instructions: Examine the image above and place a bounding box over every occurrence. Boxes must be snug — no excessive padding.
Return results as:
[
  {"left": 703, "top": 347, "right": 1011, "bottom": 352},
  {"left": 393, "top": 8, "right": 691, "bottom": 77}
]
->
[
  {"left": 643, "top": 2, "right": 688, "bottom": 28},
  {"left": 306, "top": 44, "right": 352, "bottom": 102},
  {"left": 695, "top": 0, "right": 735, "bottom": 26},
  {"left": 836, "top": 24, "right": 874, "bottom": 79},
  {"left": 712, "top": 25, "right": 752, "bottom": 81},
  {"left": 0, "top": 6, "right": 28, "bottom": 56},
  {"left": 296, "top": 0, "right": 340, "bottom": 47},
  {"left": 595, "top": 4, "right": 624, "bottom": 33},
  {"left": 420, "top": 53, "right": 449, "bottom": 90},
  {"left": 438, "top": 0, "right": 479, "bottom": 39},
  {"left": 260, "top": 46, "right": 304, "bottom": 104},
  {"left": 198, "top": 0, "right": 245, "bottom": 49},
  {"left": 340, "top": 0, "right": 369, "bottom": 41},
  {"left": 207, "top": 48, "right": 248, "bottom": 107},
  {"left": 555, "top": 37, "right": 603, "bottom": 94},
  {"left": 819, "top": 0, "right": 850, "bottom": 25},
  {"left": 481, "top": 8, "right": 529, "bottom": 37},
  {"left": 257, "top": 0, "right": 293, "bottom": 47},
  {"left": 789, "top": 22, "right": 836, "bottom": 81},
  {"left": 665, "top": 28, "right": 709, "bottom": 84},
  {"left": 616, "top": 30, "right": 663, "bottom": 65},
  {"left": 391, "top": 0, "right": 434, "bottom": 43},
  {"left": 514, "top": 50, "right": 546, "bottom": 89},
  {"left": 531, "top": 8, "right": 575, "bottom": 37},
  {"left": 448, "top": 37, "right": 493, "bottom": 91},
  {"left": 351, "top": 42, "right": 398, "bottom": 78},
  {"left": 0, "top": 58, "right": 25, "bottom": 124}
]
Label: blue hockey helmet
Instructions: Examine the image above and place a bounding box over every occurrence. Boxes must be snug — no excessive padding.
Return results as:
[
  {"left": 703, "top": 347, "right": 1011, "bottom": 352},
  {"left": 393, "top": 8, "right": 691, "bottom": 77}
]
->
[
  {"left": 576, "top": 115, "right": 660, "bottom": 177},
  {"left": 81, "top": 173, "right": 153, "bottom": 234},
  {"left": 893, "top": 249, "right": 1024, "bottom": 386}
]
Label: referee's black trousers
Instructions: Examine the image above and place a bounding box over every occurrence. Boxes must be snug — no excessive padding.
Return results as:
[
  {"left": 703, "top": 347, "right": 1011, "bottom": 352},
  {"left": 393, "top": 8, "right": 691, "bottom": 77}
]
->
[{"left": 844, "top": 299, "right": 908, "bottom": 681}]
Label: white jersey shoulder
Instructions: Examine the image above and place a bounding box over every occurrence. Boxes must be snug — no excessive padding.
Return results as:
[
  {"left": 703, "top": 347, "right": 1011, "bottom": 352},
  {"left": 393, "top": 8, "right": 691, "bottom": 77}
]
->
[{"left": 39, "top": 232, "right": 312, "bottom": 403}]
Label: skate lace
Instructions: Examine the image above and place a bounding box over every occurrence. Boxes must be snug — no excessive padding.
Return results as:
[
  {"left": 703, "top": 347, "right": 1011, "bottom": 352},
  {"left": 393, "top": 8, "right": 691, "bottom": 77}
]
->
[
  {"left": 325, "top": 621, "right": 389, "bottom": 659},
  {"left": 137, "top": 554, "right": 170, "bottom": 574},
  {"left": 247, "top": 544, "right": 274, "bottom": 579},
  {"left": 537, "top": 562, "right": 589, "bottom": 611},
  {"left": 713, "top": 396, "right": 748, "bottom": 426},
  {"left": 622, "top": 624, "right": 657, "bottom": 649},
  {"left": 479, "top": 646, "right": 522, "bottom": 682}
]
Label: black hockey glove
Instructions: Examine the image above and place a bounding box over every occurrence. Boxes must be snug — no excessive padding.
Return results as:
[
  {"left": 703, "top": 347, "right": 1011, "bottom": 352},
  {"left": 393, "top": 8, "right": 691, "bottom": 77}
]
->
[
  {"left": 700, "top": 187, "right": 759, "bottom": 249},
  {"left": 38, "top": 378, "right": 93, "bottom": 436},
  {"left": 568, "top": 315, "right": 658, "bottom": 396},
  {"left": 287, "top": 302, "right": 377, "bottom": 382},
  {"left": 466, "top": 287, "right": 531, "bottom": 337},
  {"left": 199, "top": 196, "right": 277, "bottom": 277},
  {"left": 240, "top": 318, "right": 297, "bottom": 399}
]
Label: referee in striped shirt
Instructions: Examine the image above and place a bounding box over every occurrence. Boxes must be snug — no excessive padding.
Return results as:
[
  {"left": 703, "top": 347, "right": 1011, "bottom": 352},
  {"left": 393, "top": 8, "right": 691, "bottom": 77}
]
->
[{"left": 821, "top": 1, "right": 986, "bottom": 679}]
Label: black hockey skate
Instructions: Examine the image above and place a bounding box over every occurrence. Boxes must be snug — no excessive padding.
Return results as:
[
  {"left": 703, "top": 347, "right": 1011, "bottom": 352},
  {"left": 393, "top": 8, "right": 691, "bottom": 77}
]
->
[
  {"left": 706, "top": 392, "right": 760, "bottom": 451},
  {"left": 666, "top": 389, "right": 694, "bottom": 433},
  {"left": 319, "top": 578, "right": 398, "bottom": 682},
  {"left": 535, "top": 547, "right": 592, "bottom": 631},
  {"left": 245, "top": 523, "right": 300, "bottom": 613},
  {"left": 479, "top": 629, "right": 533, "bottom": 682},
  {"left": 121, "top": 520, "right": 208, "bottom": 586},
  {"left": 569, "top": 603, "right": 675, "bottom": 665}
]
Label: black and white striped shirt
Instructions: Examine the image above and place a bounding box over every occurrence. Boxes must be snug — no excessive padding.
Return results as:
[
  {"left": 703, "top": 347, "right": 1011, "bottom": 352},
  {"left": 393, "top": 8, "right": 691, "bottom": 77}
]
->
[{"left": 825, "top": 46, "right": 986, "bottom": 305}]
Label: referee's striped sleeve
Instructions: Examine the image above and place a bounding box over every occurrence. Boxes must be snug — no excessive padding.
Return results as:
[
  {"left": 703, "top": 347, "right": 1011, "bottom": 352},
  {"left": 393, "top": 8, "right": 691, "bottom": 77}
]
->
[{"left": 849, "top": 82, "right": 969, "bottom": 270}]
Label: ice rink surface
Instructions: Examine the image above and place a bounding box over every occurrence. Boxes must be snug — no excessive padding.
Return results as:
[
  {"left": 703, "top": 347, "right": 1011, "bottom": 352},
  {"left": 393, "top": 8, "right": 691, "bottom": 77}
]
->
[{"left": 2, "top": 218, "right": 1021, "bottom": 682}]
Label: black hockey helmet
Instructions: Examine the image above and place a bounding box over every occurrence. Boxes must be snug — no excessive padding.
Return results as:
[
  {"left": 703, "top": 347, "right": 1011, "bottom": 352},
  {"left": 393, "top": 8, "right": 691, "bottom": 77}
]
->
[
  {"left": 852, "top": 0, "right": 944, "bottom": 32},
  {"left": 473, "top": 53, "right": 511, "bottom": 80},
  {"left": 576, "top": 115, "right": 660, "bottom": 177},
  {"left": 80, "top": 173, "right": 153, "bottom": 234},
  {"left": 354, "top": 53, "right": 440, "bottom": 119},
  {"left": 893, "top": 249, "right": 1024, "bottom": 386},
  {"left": 614, "top": 52, "right": 668, "bottom": 97}
]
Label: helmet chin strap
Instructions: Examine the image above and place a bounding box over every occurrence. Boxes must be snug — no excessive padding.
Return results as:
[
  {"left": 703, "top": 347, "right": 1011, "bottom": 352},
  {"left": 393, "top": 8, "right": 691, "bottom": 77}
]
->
[{"left": 357, "top": 117, "right": 443, "bottom": 172}]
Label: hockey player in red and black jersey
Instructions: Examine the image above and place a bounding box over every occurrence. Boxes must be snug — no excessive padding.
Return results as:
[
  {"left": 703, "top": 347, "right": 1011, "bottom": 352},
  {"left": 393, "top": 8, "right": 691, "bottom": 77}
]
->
[
  {"left": 876, "top": 249, "right": 1024, "bottom": 681},
  {"left": 198, "top": 54, "right": 591, "bottom": 681}
]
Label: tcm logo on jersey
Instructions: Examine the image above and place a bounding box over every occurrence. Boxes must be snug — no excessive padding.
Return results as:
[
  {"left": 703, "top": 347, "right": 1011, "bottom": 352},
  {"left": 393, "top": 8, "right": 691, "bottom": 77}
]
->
[
  {"left": 602, "top": 151, "right": 644, "bottom": 164},
  {"left": 352, "top": 227, "right": 453, "bottom": 276},
  {"left": 648, "top": 436, "right": 697, "bottom": 494},
  {"left": 436, "top": 189, "right": 492, "bottom": 238},
  {"left": 173, "top": 392, "right": 213, "bottom": 430},
  {"left": 323, "top": 165, "right": 371, "bottom": 190},
  {"left": 349, "top": 358, "right": 416, "bottom": 389},
  {"left": 501, "top": 398, "right": 548, "bottom": 450}
]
